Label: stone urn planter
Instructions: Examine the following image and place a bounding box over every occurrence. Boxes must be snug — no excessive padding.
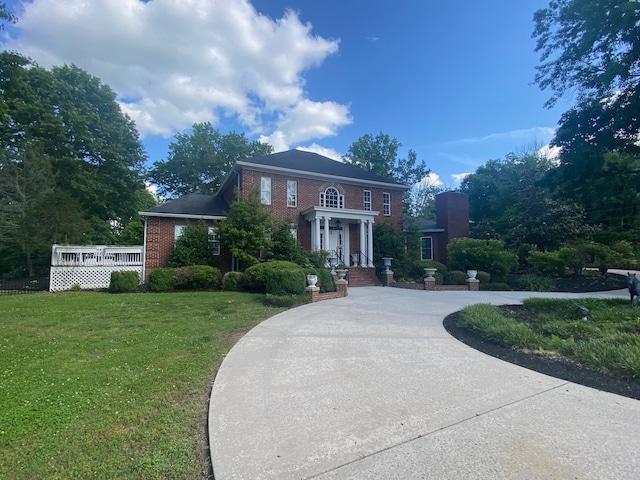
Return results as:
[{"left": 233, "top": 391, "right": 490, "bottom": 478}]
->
[
  {"left": 335, "top": 269, "right": 347, "bottom": 281},
  {"left": 306, "top": 274, "right": 318, "bottom": 287},
  {"left": 382, "top": 257, "right": 393, "bottom": 273},
  {"left": 424, "top": 267, "right": 437, "bottom": 279},
  {"left": 466, "top": 270, "right": 478, "bottom": 279}
]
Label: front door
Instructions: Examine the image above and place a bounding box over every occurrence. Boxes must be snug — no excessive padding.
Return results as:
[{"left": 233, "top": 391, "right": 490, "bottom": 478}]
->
[{"left": 322, "top": 223, "right": 349, "bottom": 265}]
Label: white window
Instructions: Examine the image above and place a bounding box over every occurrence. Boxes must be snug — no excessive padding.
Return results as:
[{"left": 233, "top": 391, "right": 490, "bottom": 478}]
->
[
  {"left": 174, "top": 225, "right": 186, "bottom": 242},
  {"left": 421, "top": 237, "right": 433, "bottom": 261},
  {"left": 287, "top": 180, "right": 297, "bottom": 207},
  {"left": 363, "top": 190, "right": 371, "bottom": 211},
  {"left": 320, "top": 187, "right": 344, "bottom": 209},
  {"left": 208, "top": 227, "right": 220, "bottom": 256},
  {"left": 383, "top": 192, "right": 391, "bottom": 215},
  {"left": 290, "top": 226, "right": 298, "bottom": 239},
  {"left": 261, "top": 176, "right": 271, "bottom": 205}
]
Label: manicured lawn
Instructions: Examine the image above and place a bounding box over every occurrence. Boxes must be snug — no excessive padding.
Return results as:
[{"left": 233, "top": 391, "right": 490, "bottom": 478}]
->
[
  {"left": 458, "top": 298, "right": 640, "bottom": 380},
  {"left": 0, "top": 291, "right": 284, "bottom": 479}
]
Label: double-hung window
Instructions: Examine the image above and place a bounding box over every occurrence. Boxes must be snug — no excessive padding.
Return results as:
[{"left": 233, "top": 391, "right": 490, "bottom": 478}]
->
[
  {"left": 383, "top": 192, "right": 391, "bottom": 215},
  {"left": 363, "top": 190, "right": 371, "bottom": 211},
  {"left": 208, "top": 227, "right": 220, "bottom": 255},
  {"left": 287, "top": 180, "right": 297, "bottom": 207},
  {"left": 421, "top": 236, "right": 433, "bottom": 261},
  {"left": 261, "top": 177, "right": 271, "bottom": 205}
]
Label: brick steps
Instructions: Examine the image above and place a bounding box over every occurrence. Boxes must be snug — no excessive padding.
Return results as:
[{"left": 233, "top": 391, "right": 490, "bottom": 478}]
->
[{"left": 345, "top": 267, "right": 381, "bottom": 287}]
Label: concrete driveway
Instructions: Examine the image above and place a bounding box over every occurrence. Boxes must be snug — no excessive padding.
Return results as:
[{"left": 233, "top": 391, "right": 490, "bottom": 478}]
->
[{"left": 209, "top": 286, "right": 640, "bottom": 479}]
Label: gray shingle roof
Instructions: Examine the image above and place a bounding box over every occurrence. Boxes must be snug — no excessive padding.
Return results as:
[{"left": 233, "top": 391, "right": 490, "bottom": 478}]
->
[
  {"left": 142, "top": 194, "right": 228, "bottom": 217},
  {"left": 239, "top": 149, "right": 407, "bottom": 187}
]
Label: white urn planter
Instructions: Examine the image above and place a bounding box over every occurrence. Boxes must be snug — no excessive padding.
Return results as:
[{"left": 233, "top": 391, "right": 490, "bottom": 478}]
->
[
  {"left": 306, "top": 274, "right": 318, "bottom": 287},
  {"left": 424, "top": 267, "right": 437, "bottom": 279},
  {"left": 466, "top": 270, "right": 478, "bottom": 279},
  {"left": 335, "top": 269, "right": 347, "bottom": 281}
]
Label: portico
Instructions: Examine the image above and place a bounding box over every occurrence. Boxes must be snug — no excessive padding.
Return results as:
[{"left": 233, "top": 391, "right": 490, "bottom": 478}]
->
[{"left": 303, "top": 207, "right": 377, "bottom": 267}]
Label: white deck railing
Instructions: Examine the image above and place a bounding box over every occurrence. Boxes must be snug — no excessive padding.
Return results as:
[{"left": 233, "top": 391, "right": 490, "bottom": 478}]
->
[{"left": 50, "top": 245, "right": 144, "bottom": 291}]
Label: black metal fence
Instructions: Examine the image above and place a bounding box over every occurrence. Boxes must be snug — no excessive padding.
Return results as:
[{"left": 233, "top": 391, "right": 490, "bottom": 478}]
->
[{"left": 0, "top": 274, "right": 50, "bottom": 295}]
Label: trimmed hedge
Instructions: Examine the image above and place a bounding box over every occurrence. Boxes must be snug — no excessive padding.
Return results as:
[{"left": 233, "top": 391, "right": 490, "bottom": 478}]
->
[
  {"left": 222, "top": 271, "right": 242, "bottom": 291},
  {"left": 173, "top": 265, "right": 222, "bottom": 290},
  {"left": 266, "top": 268, "right": 306, "bottom": 296},
  {"left": 149, "top": 268, "right": 175, "bottom": 292},
  {"left": 108, "top": 271, "right": 139, "bottom": 293},
  {"left": 240, "top": 260, "right": 301, "bottom": 293},
  {"left": 444, "top": 270, "right": 467, "bottom": 285}
]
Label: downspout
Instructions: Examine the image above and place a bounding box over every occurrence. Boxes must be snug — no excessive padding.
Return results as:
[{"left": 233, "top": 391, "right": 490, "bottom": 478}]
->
[{"left": 141, "top": 215, "right": 147, "bottom": 283}]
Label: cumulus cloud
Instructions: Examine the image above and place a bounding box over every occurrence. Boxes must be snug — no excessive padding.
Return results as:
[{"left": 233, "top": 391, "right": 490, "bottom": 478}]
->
[
  {"left": 2, "top": 0, "right": 350, "bottom": 146},
  {"left": 451, "top": 172, "right": 471, "bottom": 184},
  {"left": 417, "top": 172, "right": 444, "bottom": 188},
  {"left": 296, "top": 144, "right": 343, "bottom": 161}
]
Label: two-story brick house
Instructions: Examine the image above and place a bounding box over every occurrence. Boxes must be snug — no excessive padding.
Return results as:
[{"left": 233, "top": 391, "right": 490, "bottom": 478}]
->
[{"left": 140, "top": 149, "right": 468, "bottom": 283}]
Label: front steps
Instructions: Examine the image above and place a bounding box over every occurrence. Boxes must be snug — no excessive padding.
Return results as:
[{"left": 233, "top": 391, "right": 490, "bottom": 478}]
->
[{"left": 345, "top": 267, "right": 381, "bottom": 287}]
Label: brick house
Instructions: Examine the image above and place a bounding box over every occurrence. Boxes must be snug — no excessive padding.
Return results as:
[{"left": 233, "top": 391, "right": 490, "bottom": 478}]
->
[{"left": 140, "top": 149, "right": 468, "bottom": 283}]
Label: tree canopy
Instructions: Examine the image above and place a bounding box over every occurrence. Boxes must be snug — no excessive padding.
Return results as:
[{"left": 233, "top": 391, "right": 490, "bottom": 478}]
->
[
  {"left": 0, "top": 51, "right": 148, "bottom": 275},
  {"left": 148, "top": 123, "right": 273, "bottom": 198}
]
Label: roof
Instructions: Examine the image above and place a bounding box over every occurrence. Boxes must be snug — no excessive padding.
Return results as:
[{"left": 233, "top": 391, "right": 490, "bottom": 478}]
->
[
  {"left": 404, "top": 217, "right": 445, "bottom": 233},
  {"left": 141, "top": 194, "right": 228, "bottom": 218},
  {"left": 231, "top": 149, "right": 409, "bottom": 190}
]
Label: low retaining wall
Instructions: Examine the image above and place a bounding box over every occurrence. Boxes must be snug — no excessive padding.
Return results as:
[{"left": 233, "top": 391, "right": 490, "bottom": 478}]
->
[
  {"left": 306, "top": 280, "right": 348, "bottom": 303},
  {"left": 389, "top": 279, "right": 479, "bottom": 292}
]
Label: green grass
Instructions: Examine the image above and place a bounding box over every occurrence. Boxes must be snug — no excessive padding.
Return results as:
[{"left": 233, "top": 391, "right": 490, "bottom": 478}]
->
[
  {"left": 0, "top": 291, "right": 284, "bottom": 479},
  {"left": 458, "top": 298, "right": 640, "bottom": 380}
]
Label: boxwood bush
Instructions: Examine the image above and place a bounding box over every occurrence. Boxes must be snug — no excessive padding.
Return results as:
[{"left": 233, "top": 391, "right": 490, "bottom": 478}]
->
[
  {"left": 444, "top": 270, "right": 467, "bottom": 285},
  {"left": 240, "top": 260, "right": 301, "bottom": 293},
  {"left": 174, "top": 265, "right": 222, "bottom": 290},
  {"left": 148, "top": 268, "right": 175, "bottom": 292},
  {"left": 108, "top": 271, "right": 139, "bottom": 293},
  {"left": 266, "top": 268, "right": 306, "bottom": 296},
  {"left": 221, "top": 271, "right": 242, "bottom": 291}
]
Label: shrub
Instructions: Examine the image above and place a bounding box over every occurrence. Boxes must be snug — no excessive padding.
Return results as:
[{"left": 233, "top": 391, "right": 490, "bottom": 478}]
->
[
  {"left": 444, "top": 270, "right": 467, "bottom": 285},
  {"left": 527, "top": 250, "right": 566, "bottom": 276},
  {"left": 148, "top": 268, "right": 175, "bottom": 292},
  {"left": 480, "top": 282, "right": 511, "bottom": 291},
  {"left": 173, "top": 265, "right": 222, "bottom": 290},
  {"left": 316, "top": 269, "right": 336, "bottom": 292},
  {"left": 447, "top": 238, "right": 515, "bottom": 282},
  {"left": 222, "top": 272, "right": 242, "bottom": 291},
  {"left": 306, "top": 250, "right": 329, "bottom": 269},
  {"left": 434, "top": 272, "right": 444, "bottom": 285},
  {"left": 169, "top": 221, "right": 217, "bottom": 268},
  {"left": 411, "top": 260, "right": 447, "bottom": 280},
  {"left": 266, "top": 268, "right": 306, "bottom": 296},
  {"left": 518, "top": 274, "right": 555, "bottom": 292},
  {"left": 108, "top": 271, "right": 139, "bottom": 293},
  {"left": 476, "top": 271, "right": 491, "bottom": 283},
  {"left": 240, "top": 260, "right": 301, "bottom": 293}
]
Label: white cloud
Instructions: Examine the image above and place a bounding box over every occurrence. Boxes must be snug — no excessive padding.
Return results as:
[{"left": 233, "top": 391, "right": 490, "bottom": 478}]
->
[
  {"left": 538, "top": 144, "right": 562, "bottom": 162},
  {"left": 451, "top": 172, "right": 471, "bottom": 184},
  {"left": 448, "top": 127, "right": 556, "bottom": 146},
  {"left": 2, "top": 0, "right": 350, "bottom": 145},
  {"left": 296, "top": 144, "right": 343, "bottom": 161},
  {"left": 417, "top": 172, "right": 443, "bottom": 188}
]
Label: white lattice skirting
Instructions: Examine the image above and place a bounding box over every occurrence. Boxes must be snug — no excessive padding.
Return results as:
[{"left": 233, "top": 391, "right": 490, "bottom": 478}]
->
[{"left": 50, "top": 266, "right": 144, "bottom": 292}]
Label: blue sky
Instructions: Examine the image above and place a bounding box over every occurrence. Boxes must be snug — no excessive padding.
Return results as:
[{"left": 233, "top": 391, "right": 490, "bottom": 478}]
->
[{"left": 1, "top": 0, "right": 565, "bottom": 187}]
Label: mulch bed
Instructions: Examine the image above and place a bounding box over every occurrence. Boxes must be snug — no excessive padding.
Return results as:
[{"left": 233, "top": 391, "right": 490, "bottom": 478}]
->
[{"left": 443, "top": 272, "right": 640, "bottom": 401}]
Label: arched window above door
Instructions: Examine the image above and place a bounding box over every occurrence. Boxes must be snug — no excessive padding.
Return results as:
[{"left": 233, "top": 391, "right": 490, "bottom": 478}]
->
[{"left": 320, "top": 187, "right": 344, "bottom": 209}]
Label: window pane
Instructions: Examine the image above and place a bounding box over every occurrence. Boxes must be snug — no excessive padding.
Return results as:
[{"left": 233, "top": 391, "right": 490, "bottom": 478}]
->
[
  {"left": 208, "top": 227, "right": 220, "bottom": 255},
  {"left": 421, "top": 237, "right": 432, "bottom": 260},
  {"left": 261, "top": 177, "right": 271, "bottom": 205},
  {"left": 383, "top": 192, "right": 391, "bottom": 215},
  {"left": 287, "top": 180, "right": 297, "bottom": 207},
  {"left": 364, "top": 190, "right": 371, "bottom": 211}
]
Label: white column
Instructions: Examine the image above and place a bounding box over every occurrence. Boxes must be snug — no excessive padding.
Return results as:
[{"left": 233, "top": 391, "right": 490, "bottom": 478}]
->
[
  {"left": 367, "top": 220, "right": 374, "bottom": 267},
  {"left": 323, "top": 216, "right": 330, "bottom": 251},
  {"left": 359, "top": 219, "right": 365, "bottom": 267},
  {"left": 314, "top": 217, "right": 321, "bottom": 251}
]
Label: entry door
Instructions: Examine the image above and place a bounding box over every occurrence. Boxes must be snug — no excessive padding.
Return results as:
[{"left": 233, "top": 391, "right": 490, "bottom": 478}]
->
[{"left": 326, "top": 226, "right": 348, "bottom": 265}]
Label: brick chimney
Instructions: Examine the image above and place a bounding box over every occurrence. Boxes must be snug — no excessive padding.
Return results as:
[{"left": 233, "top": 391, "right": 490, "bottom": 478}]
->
[{"left": 435, "top": 191, "right": 469, "bottom": 262}]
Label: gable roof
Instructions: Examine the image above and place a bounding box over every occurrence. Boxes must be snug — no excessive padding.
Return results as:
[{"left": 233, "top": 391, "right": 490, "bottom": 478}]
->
[
  {"left": 221, "top": 149, "right": 410, "bottom": 192},
  {"left": 141, "top": 193, "right": 228, "bottom": 219},
  {"left": 404, "top": 217, "right": 445, "bottom": 233}
]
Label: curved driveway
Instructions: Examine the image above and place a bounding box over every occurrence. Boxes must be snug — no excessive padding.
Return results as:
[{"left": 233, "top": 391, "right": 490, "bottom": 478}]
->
[{"left": 209, "top": 285, "right": 640, "bottom": 479}]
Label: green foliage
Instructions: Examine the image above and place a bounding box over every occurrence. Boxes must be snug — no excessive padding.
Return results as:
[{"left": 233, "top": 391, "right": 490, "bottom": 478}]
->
[
  {"left": 447, "top": 237, "right": 514, "bottom": 282},
  {"left": 218, "top": 190, "right": 273, "bottom": 269},
  {"left": 270, "top": 220, "right": 307, "bottom": 265},
  {"left": 265, "top": 268, "right": 306, "bottom": 296},
  {"left": 315, "top": 269, "right": 336, "bottom": 293},
  {"left": 444, "top": 270, "right": 467, "bottom": 285},
  {"left": 169, "top": 221, "right": 217, "bottom": 268},
  {"left": 173, "top": 265, "right": 222, "bottom": 290},
  {"left": 264, "top": 294, "right": 309, "bottom": 308},
  {"left": 70, "top": 282, "right": 81, "bottom": 292},
  {"left": 222, "top": 271, "right": 242, "bottom": 291},
  {"left": 240, "top": 260, "right": 300, "bottom": 293},
  {"left": 108, "top": 271, "right": 140, "bottom": 293},
  {"left": 413, "top": 260, "right": 447, "bottom": 279},
  {"left": 373, "top": 223, "right": 407, "bottom": 276},
  {"left": 117, "top": 219, "right": 144, "bottom": 245},
  {"left": 476, "top": 271, "right": 491, "bottom": 283},
  {"left": 148, "top": 268, "right": 176, "bottom": 292},
  {"left": 527, "top": 250, "right": 566, "bottom": 276},
  {"left": 517, "top": 274, "right": 555, "bottom": 292},
  {"left": 148, "top": 122, "right": 273, "bottom": 198},
  {"left": 306, "top": 250, "right": 329, "bottom": 269}
]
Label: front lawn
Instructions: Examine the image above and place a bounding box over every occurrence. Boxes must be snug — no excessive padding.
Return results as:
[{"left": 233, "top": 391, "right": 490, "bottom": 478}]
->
[
  {"left": 0, "top": 291, "right": 284, "bottom": 479},
  {"left": 456, "top": 298, "right": 640, "bottom": 381}
]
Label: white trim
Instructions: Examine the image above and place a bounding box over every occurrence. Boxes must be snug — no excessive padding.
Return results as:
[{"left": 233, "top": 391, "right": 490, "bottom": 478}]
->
[{"left": 139, "top": 211, "right": 226, "bottom": 220}]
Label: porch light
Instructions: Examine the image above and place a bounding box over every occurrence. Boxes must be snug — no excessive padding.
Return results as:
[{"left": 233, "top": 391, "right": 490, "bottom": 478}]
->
[{"left": 335, "top": 219, "right": 342, "bottom": 230}]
